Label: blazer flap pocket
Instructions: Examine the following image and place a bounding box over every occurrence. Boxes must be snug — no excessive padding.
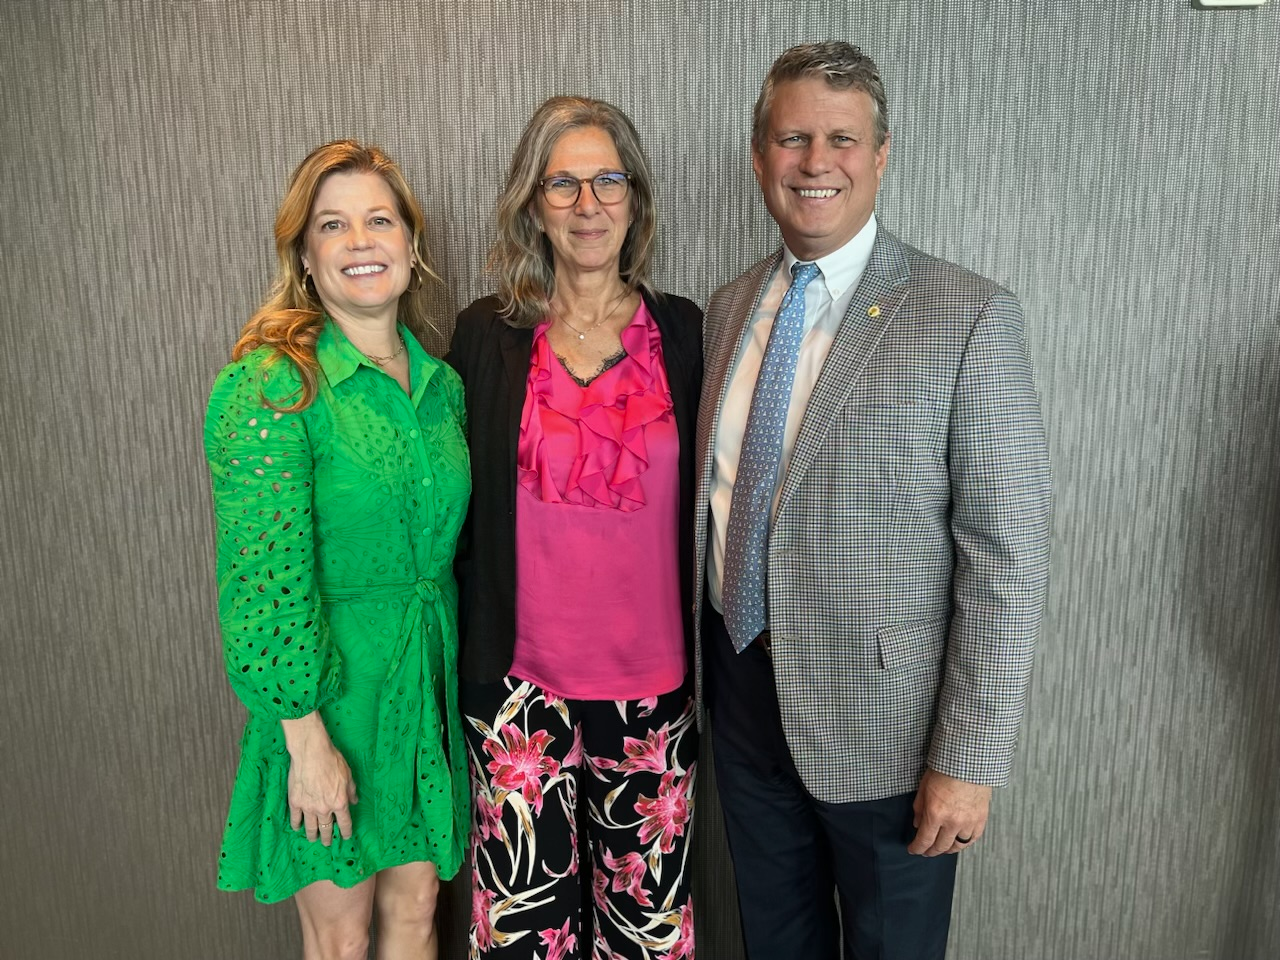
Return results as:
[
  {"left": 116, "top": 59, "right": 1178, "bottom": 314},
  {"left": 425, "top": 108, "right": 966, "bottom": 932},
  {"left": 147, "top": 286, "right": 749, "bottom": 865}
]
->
[
  {"left": 877, "top": 616, "right": 948, "bottom": 670},
  {"left": 850, "top": 398, "right": 934, "bottom": 412}
]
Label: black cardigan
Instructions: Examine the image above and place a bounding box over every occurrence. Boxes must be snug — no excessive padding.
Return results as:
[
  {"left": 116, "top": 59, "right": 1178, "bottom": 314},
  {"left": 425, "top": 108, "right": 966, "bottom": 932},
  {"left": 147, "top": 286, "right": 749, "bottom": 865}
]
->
[{"left": 446, "top": 290, "right": 704, "bottom": 683}]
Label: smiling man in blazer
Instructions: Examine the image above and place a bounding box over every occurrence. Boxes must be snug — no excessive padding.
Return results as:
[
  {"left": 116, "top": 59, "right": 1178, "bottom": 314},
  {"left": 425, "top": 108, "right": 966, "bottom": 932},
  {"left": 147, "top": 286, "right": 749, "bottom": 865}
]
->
[{"left": 695, "top": 42, "right": 1052, "bottom": 959}]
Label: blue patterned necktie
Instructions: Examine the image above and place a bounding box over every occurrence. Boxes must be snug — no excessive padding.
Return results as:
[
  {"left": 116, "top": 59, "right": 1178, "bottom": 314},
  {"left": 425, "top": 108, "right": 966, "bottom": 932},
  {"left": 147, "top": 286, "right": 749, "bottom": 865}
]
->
[{"left": 722, "top": 261, "right": 821, "bottom": 652}]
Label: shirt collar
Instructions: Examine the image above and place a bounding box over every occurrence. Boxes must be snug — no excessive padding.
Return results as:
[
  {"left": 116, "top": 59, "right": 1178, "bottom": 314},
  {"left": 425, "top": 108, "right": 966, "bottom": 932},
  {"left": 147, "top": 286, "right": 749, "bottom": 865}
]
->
[
  {"left": 315, "top": 317, "right": 365, "bottom": 386},
  {"left": 782, "top": 212, "right": 878, "bottom": 302},
  {"left": 316, "top": 316, "right": 439, "bottom": 404}
]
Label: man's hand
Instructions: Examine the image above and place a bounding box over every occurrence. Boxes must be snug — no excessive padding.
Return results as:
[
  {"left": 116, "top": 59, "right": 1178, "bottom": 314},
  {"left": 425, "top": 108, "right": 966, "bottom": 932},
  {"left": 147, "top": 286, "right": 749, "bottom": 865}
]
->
[{"left": 908, "top": 768, "right": 992, "bottom": 856}]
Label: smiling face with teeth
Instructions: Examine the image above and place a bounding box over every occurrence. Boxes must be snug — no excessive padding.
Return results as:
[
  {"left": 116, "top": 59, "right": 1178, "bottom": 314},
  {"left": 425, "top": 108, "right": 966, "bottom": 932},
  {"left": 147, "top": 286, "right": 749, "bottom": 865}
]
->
[
  {"left": 300, "top": 171, "right": 414, "bottom": 326},
  {"left": 752, "top": 76, "right": 890, "bottom": 261}
]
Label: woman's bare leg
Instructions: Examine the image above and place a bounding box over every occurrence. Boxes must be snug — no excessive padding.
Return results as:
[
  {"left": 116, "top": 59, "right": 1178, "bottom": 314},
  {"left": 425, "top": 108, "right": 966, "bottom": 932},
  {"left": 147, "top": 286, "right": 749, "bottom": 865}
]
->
[
  {"left": 294, "top": 876, "right": 376, "bottom": 960},
  {"left": 373, "top": 861, "right": 441, "bottom": 960}
]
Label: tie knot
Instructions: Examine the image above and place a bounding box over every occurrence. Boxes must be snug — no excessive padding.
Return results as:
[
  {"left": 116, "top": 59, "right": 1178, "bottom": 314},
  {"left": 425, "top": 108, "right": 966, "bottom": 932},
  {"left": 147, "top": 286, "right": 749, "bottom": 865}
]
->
[{"left": 791, "top": 262, "right": 820, "bottom": 288}]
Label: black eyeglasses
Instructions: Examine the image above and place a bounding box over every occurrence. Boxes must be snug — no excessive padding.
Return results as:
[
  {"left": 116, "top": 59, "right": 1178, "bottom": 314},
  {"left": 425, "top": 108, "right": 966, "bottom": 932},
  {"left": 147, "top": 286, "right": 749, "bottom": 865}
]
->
[{"left": 537, "top": 172, "right": 632, "bottom": 208}]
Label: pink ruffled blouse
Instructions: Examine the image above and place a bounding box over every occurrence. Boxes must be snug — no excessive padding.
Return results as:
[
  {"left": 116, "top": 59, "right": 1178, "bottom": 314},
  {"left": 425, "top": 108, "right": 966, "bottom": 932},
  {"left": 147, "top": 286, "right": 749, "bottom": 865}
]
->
[{"left": 511, "top": 301, "right": 686, "bottom": 701}]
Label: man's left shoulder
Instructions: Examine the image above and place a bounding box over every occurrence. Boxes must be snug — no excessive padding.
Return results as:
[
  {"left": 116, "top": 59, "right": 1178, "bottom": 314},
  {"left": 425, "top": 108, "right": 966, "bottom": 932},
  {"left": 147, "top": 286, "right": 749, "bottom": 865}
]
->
[{"left": 897, "top": 240, "right": 1018, "bottom": 306}]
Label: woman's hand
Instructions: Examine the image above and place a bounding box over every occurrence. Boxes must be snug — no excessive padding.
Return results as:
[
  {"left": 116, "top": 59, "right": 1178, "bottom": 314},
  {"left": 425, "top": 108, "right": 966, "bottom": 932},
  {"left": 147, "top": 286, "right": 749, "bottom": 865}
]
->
[{"left": 280, "top": 713, "right": 359, "bottom": 846}]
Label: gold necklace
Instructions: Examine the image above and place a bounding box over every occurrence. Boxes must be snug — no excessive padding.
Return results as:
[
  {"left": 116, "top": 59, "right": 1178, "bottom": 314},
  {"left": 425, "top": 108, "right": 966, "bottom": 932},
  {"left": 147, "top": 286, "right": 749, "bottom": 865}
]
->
[
  {"left": 363, "top": 336, "right": 405, "bottom": 366},
  {"left": 556, "top": 291, "right": 628, "bottom": 341}
]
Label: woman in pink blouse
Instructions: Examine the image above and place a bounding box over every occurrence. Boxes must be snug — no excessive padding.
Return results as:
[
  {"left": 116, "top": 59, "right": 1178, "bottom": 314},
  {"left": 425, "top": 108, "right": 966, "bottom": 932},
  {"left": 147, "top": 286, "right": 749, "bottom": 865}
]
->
[{"left": 448, "top": 97, "right": 702, "bottom": 960}]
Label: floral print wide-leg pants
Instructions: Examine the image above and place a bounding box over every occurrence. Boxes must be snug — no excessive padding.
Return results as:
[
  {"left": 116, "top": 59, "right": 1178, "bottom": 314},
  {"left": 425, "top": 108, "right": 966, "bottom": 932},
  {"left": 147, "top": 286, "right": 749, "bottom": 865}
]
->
[{"left": 463, "top": 678, "right": 697, "bottom": 960}]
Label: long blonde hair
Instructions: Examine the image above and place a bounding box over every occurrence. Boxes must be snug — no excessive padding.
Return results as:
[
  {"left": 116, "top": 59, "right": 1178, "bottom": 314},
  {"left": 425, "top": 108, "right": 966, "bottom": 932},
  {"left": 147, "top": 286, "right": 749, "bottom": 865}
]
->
[
  {"left": 233, "top": 140, "right": 437, "bottom": 410},
  {"left": 489, "top": 97, "right": 657, "bottom": 328}
]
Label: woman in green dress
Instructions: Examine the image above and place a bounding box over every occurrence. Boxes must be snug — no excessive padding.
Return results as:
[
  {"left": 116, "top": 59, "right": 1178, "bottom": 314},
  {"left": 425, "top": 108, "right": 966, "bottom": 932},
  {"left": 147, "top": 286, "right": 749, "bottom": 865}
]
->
[{"left": 204, "top": 140, "right": 470, "bottom": 960}]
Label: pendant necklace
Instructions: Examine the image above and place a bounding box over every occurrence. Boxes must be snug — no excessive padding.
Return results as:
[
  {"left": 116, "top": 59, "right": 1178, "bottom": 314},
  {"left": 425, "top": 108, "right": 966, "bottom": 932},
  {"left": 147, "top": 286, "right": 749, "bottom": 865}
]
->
[{"left": 557, "top": 291, "right": 628, "bottom": 340}]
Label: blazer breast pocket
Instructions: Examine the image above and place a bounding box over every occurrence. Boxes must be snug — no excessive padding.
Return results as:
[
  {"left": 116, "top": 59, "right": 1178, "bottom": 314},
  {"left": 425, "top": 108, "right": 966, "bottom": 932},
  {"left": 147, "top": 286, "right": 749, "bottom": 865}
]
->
[
  {"left": 844, "top": 398, "right": 936, "bottom": 429},
  {"left": 877, "top": 616, "right": 948, "bottom": 671},
  {"left": 830, "top": 401, "right": 939, "bottom": 487},
  {"left": 841, "top": 398, "right": 936, "bottom": 436}
]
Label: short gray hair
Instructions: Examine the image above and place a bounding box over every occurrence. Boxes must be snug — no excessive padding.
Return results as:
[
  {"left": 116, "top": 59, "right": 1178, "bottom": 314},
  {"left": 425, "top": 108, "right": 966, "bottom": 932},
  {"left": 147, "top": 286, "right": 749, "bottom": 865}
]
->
[{"left": 752, "top": 42, "right": 889, "bottom": 150}]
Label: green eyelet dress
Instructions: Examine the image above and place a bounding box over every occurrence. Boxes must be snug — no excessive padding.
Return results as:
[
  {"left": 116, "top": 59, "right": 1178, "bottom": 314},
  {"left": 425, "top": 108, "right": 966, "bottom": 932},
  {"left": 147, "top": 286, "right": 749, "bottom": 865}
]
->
[{"left": 203, "top": 321, "right": 471, "bottom": 903}]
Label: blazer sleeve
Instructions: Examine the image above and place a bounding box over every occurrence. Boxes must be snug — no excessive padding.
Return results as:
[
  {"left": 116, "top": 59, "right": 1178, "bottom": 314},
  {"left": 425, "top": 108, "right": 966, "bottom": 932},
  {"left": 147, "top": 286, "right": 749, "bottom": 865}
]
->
[
  {"left": 444, "top": 305, "right": 472, "bottom": 391},
  {"left": 927, "top": 291, "right": 1052, "bottom": 786},
  {"left": 203, "top": 352, "right": 342, "bottom": 719},
  {"left": 444, "top": 308, "right": 475, "bottom": 630},
  {"left": 663, "top": 292, "right": 705, "bottom": 399}
]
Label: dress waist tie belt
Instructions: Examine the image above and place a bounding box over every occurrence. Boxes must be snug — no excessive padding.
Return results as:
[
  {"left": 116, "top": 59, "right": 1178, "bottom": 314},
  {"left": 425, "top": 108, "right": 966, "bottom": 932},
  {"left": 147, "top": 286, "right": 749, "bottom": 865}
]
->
[{"left": 321, "top": 576, "right": 459, "bottom": 842}]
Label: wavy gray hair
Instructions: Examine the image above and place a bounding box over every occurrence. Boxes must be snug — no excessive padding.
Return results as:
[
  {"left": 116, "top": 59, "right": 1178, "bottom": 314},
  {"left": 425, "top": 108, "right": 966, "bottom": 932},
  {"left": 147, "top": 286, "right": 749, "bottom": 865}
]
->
[{"left": 488, "top": 96, "right": 657, "bottom": 328}]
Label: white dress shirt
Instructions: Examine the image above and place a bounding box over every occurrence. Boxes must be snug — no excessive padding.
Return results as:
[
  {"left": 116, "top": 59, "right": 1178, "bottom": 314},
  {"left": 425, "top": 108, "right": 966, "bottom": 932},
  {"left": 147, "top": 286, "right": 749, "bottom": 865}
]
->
[{"left": 707, "top": 214, "right": 878, "bottom": 613}]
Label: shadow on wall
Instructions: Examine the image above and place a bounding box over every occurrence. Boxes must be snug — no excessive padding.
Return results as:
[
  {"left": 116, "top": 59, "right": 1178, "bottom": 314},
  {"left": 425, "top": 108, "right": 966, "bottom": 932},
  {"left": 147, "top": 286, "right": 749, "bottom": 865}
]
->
[{"left": 1181, "top": 311, "right": 1280, "bottom": 957}]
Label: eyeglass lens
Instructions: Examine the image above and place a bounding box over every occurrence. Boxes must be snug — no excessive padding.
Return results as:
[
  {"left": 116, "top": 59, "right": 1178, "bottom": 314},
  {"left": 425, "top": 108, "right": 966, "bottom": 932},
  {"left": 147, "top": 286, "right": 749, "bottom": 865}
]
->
[{"left": 542, "top": 174, "right": 629, "bottom": 206}]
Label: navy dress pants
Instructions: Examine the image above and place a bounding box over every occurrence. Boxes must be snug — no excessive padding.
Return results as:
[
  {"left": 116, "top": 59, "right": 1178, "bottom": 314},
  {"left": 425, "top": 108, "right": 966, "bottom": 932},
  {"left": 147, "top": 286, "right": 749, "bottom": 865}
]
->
[{"left": 705, "top": 608, "right": 958, "bottom": 960}]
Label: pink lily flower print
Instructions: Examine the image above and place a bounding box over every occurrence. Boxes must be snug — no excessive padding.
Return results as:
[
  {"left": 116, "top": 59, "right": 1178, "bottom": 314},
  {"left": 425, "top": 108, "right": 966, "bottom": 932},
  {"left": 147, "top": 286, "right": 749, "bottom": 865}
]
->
[
  {"left": 616, "top": 726, "right": 670, "bottom": 775},
  {"left": 592, "top": 865, "right": 610, "bottom": 913},
  {"left": 473, "top": 792, "right": 503, "bottom": 842},
  {"left": 602, "top": 846, "right": 654, "bottom": 907},
  {"left": 659, "top": 900, "right": 695, "bottom": 959},
  {"left": 634, "top": 768, "right": 692, "bottom": 854},
  {"left": 485, "top": 723, "right": 561, "bottom": 815},
  {"left": 537, "top": 917, "right": 577, "bottom": 960},
  {"left": 472, "top": 885, "right": 497, "bottom": 952},
  {"left": 564, "top": 722, "right": 584, "bottom": 768}
]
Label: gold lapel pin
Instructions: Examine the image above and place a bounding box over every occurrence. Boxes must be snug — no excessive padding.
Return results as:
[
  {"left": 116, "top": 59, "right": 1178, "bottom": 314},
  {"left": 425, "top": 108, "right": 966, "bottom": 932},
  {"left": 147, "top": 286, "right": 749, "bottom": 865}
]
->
[{"left": 867, "top": 305, "right": 881, "bottom": 318}]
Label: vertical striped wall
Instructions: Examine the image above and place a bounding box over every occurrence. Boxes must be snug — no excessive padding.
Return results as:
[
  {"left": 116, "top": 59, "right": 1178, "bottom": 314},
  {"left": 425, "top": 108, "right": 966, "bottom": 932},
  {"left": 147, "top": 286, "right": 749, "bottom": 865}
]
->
[{"left": 1, "top": 2, "right": 1277, "bottom": 957}]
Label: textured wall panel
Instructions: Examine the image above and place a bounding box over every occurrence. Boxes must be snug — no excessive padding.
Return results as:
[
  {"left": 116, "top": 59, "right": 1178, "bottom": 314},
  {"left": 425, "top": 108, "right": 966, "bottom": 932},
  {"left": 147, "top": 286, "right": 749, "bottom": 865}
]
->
[{"left": 1, "top": 1, "right": 1278, "bottom": 958}]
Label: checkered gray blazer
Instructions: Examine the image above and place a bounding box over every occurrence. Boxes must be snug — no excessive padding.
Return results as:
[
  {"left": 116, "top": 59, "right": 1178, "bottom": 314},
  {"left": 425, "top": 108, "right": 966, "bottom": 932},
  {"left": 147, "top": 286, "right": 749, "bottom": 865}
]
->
[{"left": 693, "top": 226, "right": 1052, "bottom": 804}]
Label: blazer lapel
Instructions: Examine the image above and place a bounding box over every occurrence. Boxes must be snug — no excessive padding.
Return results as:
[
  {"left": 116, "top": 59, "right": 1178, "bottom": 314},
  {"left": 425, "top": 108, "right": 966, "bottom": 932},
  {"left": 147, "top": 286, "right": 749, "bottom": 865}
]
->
[
  {"left": 696, "top": 253, "right": 781, "bottom": 480},
  {"left": 775, "top": 228, "right": 911, "bottom": 519},
  {"left": 647, "top": 291, "right": 689, "bottom": 424},
  {"left": 497, "top": 320, "right": 533, "bottom": 478}
]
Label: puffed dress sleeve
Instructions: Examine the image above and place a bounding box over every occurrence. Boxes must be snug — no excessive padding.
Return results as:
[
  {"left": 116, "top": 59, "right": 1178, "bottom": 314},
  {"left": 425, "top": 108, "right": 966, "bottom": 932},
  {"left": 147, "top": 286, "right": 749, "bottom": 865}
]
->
[
  {"left": 204, "top": 348, "right": 341, "bottom": 719},
  {"left": 444, "top": 353, "right": 468, "bottom": 440}
]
